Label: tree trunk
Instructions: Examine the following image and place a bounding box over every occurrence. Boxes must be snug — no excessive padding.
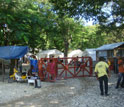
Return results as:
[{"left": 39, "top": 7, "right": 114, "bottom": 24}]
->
[{"left": 64, "top": 41, "right": 69, "bottom": 57}]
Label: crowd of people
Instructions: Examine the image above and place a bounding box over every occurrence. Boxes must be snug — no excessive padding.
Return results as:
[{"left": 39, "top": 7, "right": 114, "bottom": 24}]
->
[
  {"left": 29, "top": 56, "right": 84, "bottom": 81},
  {"left": 18, "top": 54, "right": 124, "bottom": 95},
  {"left": 28, "top": 55, "right": 57, "bottom": 81}
]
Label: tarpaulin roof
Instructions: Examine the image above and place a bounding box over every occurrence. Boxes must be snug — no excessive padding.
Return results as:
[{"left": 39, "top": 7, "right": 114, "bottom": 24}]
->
[
  {"left": 0, "top": 46, "right": 29, "bottom": 59},
  {"left": 96, "top": 42, "right": 124, "bottom": 51}
]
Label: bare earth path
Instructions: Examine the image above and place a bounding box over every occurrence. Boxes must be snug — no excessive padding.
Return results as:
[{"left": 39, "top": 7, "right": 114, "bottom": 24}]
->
[{"left": 0, "top": 73, "right": 124, "bottom": 107}]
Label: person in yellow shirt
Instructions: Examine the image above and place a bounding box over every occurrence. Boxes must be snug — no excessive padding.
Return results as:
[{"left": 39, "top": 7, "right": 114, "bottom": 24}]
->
[{"left": 95, "top": 57, "right": 110, "bottom": 96}]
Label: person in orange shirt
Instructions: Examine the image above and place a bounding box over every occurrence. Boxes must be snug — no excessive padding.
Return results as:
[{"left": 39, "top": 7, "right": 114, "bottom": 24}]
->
[{"left": 115, "top": 57, "right": 124, "bottom": 89}]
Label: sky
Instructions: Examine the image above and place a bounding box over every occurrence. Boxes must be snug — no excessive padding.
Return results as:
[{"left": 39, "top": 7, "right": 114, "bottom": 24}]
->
[
  {"left": 84, "top": 20, "right": 94, "bottom": 26},
  {"left": 83, "top": 2, "right": 113, "bottom": 26}
]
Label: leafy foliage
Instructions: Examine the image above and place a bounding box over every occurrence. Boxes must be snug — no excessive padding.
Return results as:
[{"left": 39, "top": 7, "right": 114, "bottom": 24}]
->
[
  {"left": 1, "top": 0, "right": 123, "bottom": 56},
  {"left": 50, "top": 0, "right": 124, "bottom": 45}
]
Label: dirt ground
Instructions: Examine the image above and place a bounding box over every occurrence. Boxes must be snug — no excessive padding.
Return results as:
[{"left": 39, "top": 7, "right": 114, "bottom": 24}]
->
[
  {"left": 0, "top": 63, "right": 124, "bottom": 107},
  {"left": 0, "top": 71, "right": 124, "bottom": 107}
]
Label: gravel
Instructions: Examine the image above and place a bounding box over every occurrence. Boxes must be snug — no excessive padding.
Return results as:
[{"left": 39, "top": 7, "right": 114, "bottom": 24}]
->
[{"left": 0, "top": 71, "right": 124, "bottom": 107}]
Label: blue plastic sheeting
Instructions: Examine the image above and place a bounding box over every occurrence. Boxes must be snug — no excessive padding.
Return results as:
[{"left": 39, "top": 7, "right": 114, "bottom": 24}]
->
[
  {"left": 0, "top": 46, "right": 29, "bottom": 59},
  {"left": 30, "top": 59, "right": 38, "bottom": 72}
]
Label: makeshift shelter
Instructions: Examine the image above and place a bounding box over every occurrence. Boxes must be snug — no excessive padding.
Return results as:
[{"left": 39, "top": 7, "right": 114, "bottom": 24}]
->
[
  {"left": 68, "top": 49, "right": 83, "bottom": 63},
  {"left": 83, "top": 49, "right": 96, "bottom": 61},
  {"left": 68, "top": 49, "right": 83, "bottom": 58},
  {"left": 36, "top": 49, "right": 64, "bottom": 59},
  {"left": 0, "top": 46, "right": 28, "bottom": 59},
  {"left": 96, "top": 42, "right": 124, "bottom": 72},
  {"left": 0, "top": 46, "right": 29, "bottom": 81},
  {"left": 96, "top": 42, "right": 124, "bottom": 60}
]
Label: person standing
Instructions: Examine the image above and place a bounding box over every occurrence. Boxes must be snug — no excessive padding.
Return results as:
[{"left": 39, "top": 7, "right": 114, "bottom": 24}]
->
[
  {"left": 75, "top": 56, "right": 81, "bottom": 71},
  {"left": 113, "top": 56, "right": 119, "bottom": 74},
  {"left": 115, "top": 57, "right": 124, "bottom": 89},
  {"left": 38, "top": 60, "right": 45, "bottom": 81},
  {"left": 95, "top": 57, "right": 110, "bottom": 96},
  {"left": 18, "top": 58, "right": 23, "bottom": 73},
  {"left": 48, "top": 59, "right": 56, "bottom": 80}
]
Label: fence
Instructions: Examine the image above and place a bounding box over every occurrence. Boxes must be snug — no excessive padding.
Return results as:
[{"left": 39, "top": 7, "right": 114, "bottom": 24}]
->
[{"left": 38, "top": 57, "right": 93, "bottom": 82}]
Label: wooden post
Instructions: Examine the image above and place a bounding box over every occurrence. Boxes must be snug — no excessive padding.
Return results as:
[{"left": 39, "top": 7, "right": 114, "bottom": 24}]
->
[{"left": 114, "top": 49, "right": 117, "bottom": 57}]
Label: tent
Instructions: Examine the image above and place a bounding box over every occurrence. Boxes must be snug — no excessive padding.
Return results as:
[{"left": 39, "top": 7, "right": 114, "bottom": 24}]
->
[
  {"left": 68, "top": 49, "right": 83, "bottom": 57},
  {"left": 0, "top": 46, "right": 29, "bottom": 81},
  {"left": 68, "top": 49, "right": 83, "bottom": 63},
  {"left": 36, "top": 49, "right": 64, "bottom": 59},
  {"left": 0, "top": 46, "right": 29, "bottom": 59},
  {"left": 83, "top": 49, "right": 96, "bottom": 61}
]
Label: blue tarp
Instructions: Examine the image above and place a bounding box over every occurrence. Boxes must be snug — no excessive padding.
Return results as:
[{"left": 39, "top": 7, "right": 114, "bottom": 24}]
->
[{"left": 0, "top": 46, "right": 29, "bottom": 59}]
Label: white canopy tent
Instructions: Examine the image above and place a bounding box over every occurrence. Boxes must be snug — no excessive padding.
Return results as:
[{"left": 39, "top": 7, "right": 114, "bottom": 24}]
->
[
  {"left": 68, "top": 49, "right": 83, "bottom": 58},
  {"left": 83, "top": 49, "right": 96, "bottom": 61},
  {"left": 26, "top": 52, "right": 34, "bottom": 56},
  {"left": 36, "top": 49, "right": 64, "bottom": 59},
  {"left": 68, "top": 49, "right": 83, "bottom": 62}
]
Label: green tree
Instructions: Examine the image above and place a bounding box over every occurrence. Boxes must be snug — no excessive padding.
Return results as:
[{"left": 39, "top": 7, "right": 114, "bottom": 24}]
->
[
  {"left": 54, "top": 17, "right": 84, "bottom": 56},
  {"left": 50, "top": 0, "right": 124, "bottom": 42},
  {"left": 50, "top": 0, "right": 124, "bottom": 26},
  {"left": 0, "top": 0, "right": 53, "bottom": 52},
  {"left": 0, "top": 0, "right": 54, "bottom": 74},
  {"left": 71, "top": 25, "right": 108, "bottom": 50}
]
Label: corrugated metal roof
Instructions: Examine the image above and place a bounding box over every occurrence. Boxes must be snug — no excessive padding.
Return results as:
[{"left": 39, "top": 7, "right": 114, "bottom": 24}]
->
[{"left": 96, "top": 42, "right": 124, "bottom": 51}]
